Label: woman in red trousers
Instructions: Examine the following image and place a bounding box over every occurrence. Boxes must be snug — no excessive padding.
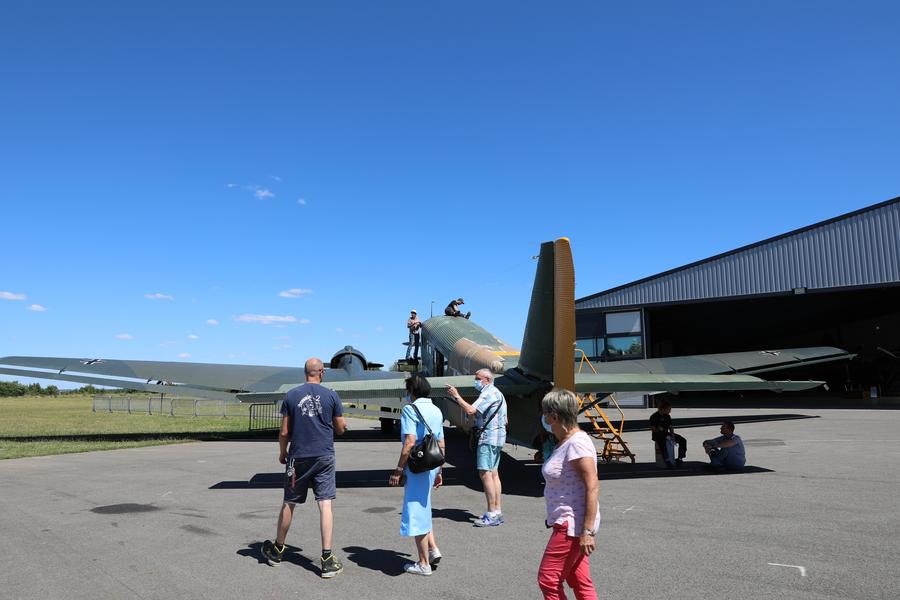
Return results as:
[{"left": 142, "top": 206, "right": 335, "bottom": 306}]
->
[{"left": 538, "top": 389, "right": 600, "bottom": 600}]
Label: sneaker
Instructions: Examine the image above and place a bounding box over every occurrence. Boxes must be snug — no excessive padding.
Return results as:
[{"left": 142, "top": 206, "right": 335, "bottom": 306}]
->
[
  {"left": 320, "top": 553, "right": 344, "bottom": 578},
  {"left": 473, "top": 513, "right": 503, "bottom": 527},
  {"left": 261, "top": 540, "right": 285, "bottom": 566},
  {"left": 428, "top": 548, "right": 442, "bottom": 566},
  {"left": 404, "top": 562, "right": 433, "bottom": 576},
  {"left": 675, "top": 459, "right": 684, "bottom": 467}
]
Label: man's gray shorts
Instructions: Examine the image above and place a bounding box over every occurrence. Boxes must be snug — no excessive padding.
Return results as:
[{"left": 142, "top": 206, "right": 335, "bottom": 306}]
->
[{"left": 283, "top": 454, "right": 336, "bottom": 504}]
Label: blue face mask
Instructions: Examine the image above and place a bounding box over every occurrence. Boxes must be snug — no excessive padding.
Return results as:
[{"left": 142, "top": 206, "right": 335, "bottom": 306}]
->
[
  {"left": 541, "top": 415, "right": 553, "bottom": 433},
  {"left": 474, "top": 380, "right": 484, "bottom": 392}
]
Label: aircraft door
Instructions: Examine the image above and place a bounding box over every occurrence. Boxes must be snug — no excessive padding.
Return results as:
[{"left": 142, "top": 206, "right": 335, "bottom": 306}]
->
[{"left": 434, "top": 350, "right": 445, "bottom": 377}]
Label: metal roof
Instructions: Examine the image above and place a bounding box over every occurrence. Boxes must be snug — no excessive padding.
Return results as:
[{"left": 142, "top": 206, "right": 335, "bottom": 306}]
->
[{"left": 577, "top": 196, "right": 900, "bottom": 310}]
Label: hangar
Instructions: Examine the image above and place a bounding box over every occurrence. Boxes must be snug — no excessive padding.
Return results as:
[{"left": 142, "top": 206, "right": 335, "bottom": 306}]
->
[{"left": 575, "top": 196, "right": 900, "bottom": 397}]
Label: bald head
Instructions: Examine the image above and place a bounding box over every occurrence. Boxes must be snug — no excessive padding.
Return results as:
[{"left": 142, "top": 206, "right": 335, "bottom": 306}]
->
[{"left": 304, "top": 357, "right": 325, "bottom": 382}]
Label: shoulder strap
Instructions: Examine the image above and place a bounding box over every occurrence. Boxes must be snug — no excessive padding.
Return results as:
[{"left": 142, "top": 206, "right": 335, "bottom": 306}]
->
[
  {"left": 481, "top": 397, "right": 503, "bottom": 428},
  {"left": 409, "top": 402, "right": 434, "bottom": 436}
]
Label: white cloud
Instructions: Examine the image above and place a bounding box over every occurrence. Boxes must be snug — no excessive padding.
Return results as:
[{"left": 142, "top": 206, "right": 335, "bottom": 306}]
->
[
  {"left": 115, "top": 333, "right": 134, "bottom": 340},
  {"left": 272, "top": 344, "right": 292, "bottom": 350},
  {"left": 335, "top": 327, "right": 345, "bottom": 333},
  {"left": 271, "top": 175, "right": 283, "bottom": 182},
  {"left": 235, "top": 314, "right": 303, "bottom": 325},
  {"left": 188, "top": 334, "right": 199, "bottom": 340},
  {"left": 254, "top": 188, "right": 275, "bottom": 199},
  {"left": 27, "top": 304, "right": 46, "bottom": 312},
  {"left": 226, "top": 183, "right": 238, "bottom": 188},
  {"left": 279, "top": 288, "right": 313, "bottom": 298},
  {"left": 206, "top": 319, "right": 219, "bottom": 326},
  {"left": 375, "top": 325, "right": 384, "bottom": 333},
  {"left": 1, "top": 291, "right": 26, "bottom": 301},
  {"left": 159, "top": 340, "right": 178, "bottom": 347},
  {"left": 297, "top": 197, "right": 307, "bottom": 206},
  {"left": 144, "top": 293, "right": 174, "bottom": 301},
  {"left": 178, "top": 353, "right": 191, "bottom": 359}
]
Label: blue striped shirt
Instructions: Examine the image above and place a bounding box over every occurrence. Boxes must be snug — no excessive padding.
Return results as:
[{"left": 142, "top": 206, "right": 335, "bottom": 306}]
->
[{"left": 472, "top": 384, "right": 507, "bottom": 447}]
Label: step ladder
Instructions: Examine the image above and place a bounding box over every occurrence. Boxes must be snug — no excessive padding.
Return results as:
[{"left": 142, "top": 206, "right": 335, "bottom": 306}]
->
[{"left": 576, "top": 351, "right": 636, "bottom": 463}]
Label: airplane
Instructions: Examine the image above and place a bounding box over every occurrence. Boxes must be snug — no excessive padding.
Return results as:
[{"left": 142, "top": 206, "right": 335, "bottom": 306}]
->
[{"left": 0, "top": 238, "right": 851, "bottom": 449}]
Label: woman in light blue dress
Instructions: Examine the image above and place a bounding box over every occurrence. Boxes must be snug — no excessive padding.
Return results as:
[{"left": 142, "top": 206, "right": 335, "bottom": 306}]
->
[{"left": 388, "top": 374, "right": 445, "bottom": 575}]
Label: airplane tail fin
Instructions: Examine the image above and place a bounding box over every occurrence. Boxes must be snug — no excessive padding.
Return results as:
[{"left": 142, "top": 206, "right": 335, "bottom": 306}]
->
[{"left": 518, "top": 238, "right": 576, "bottom": 390}]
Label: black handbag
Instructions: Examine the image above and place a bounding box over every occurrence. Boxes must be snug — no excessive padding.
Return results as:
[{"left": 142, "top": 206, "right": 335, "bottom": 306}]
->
[
  {"left": 468, "top": 399, "right": 503, "bottom": 451},
  {"left": 407, "top": 403, "right": 445, "bottom": 474}
]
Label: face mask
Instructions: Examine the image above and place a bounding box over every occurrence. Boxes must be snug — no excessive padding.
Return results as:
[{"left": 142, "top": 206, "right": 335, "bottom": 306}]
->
[
  {"left": 541, "top": 415, "right": 553, "bottom": 433},
  {"left": 474, "top": 380, "right": 484, "bottom": 392}
]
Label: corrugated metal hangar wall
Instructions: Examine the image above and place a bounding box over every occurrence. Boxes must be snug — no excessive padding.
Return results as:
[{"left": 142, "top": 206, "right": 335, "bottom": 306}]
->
[{"left": 575, "top": 196, "right": 900, "bottom": 396}]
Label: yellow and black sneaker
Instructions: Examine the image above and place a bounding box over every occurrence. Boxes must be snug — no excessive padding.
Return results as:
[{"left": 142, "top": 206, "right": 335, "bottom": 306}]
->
[
  {"left": 261, "top": 540, "right": 285, "bottom": 566},
  {"left": 320, "top": 553, "right": 344, "bottom": 578}
]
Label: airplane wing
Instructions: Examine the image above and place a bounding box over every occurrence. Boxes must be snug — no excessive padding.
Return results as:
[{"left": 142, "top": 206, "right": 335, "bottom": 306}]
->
[
  {"left": 0, "top": 356, "right": 305, "bottom": 401},
  {"left": 0, "top": 348, "right": 402, "bottom": 402},
  {"left": 589, "top": 346, "right": 852, "bottom": 376},
  {"left": 573, "top": 372, "right": 824, "bottom": 394}
]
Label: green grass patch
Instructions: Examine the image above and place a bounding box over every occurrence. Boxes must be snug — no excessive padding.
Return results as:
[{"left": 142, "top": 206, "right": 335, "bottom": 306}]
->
[{"left": 0, "top": 395, "right": 274, "bottom": 460}]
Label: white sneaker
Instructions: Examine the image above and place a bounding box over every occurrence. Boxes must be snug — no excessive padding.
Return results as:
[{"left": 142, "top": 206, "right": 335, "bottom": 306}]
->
[
  {"left": 428, "top": 548, "right": 442, "bottom": 566},
  {"left": 404, "top": 562, "right": 433, "bottom": 576}
]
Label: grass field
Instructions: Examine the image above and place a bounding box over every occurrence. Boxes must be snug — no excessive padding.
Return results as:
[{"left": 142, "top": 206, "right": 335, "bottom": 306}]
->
[{"left": 0, "top": 395, "right": 273, "bottom": 460}]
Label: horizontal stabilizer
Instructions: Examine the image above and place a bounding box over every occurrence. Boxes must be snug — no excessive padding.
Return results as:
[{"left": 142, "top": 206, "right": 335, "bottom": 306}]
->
[
  {"left": 574, "top": 372, "right": 825, "bottom": 393},
  {"left": 592, "top": 347, "right": 852, "bottom": 376}
]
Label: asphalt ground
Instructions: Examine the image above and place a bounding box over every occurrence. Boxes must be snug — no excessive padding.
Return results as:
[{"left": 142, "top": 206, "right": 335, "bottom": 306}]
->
[{"left": 1, "top": 408, "right": 898, "bottom": 600}]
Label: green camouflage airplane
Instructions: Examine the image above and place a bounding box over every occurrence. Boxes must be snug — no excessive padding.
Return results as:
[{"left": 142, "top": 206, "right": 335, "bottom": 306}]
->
[{"left": 0, "top": 238, "right": 849, "bottom": 447}]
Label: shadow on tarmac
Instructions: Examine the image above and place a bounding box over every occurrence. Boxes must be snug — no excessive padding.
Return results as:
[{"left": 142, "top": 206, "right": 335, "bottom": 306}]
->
[
  {"left": 431, "top": 507, "right": 479, "bottom": 524},
  {"left": 342, "top": 545, "right": 412, "bottom": 576},
  {"left": 238, "top": 542, "right": 320, "bottom": 575},
  {"left": 0, "top": 430, "right": 278, "bottom": 443},
  {"left": 597, "top": 462, "right": 772, "bottom": 480}
]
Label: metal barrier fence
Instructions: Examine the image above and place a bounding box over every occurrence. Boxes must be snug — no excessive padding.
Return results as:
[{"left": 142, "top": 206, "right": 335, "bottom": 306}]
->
[
  {"left": 92, "top": 395, "right": 249, "bottom": 418},
  {"left": 249, "top": 401, "right": 283, "bottom": 432}
]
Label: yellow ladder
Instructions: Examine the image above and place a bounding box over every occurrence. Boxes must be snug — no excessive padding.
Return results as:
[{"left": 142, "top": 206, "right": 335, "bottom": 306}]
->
[{"left": 575, "top": 351, "right": 636, "bottom": 463}]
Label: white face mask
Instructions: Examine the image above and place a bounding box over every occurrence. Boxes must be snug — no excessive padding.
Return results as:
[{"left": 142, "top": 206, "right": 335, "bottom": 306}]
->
[{"left": 541, "top": 415, "right": 553, "bottom": 433}]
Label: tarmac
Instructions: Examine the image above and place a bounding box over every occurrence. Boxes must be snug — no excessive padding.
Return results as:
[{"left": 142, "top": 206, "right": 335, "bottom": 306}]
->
[{"left": 1, "top": 407, "right": 898, "bottom": 600}]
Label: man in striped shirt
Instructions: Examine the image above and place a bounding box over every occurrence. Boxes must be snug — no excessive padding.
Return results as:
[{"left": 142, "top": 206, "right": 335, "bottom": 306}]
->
[{"left": 446, "top": 369, "right": 507, "bottom": 527}]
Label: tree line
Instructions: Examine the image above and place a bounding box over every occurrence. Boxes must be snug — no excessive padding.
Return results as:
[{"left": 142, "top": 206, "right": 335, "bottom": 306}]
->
[{"left": 0, "top": 380, "right": 141, "bottom": 397}]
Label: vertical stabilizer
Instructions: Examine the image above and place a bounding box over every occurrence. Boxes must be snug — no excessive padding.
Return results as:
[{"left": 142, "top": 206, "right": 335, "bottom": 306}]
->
[{"left": 518, "top": 238, "right": 576, "bottom": 388}]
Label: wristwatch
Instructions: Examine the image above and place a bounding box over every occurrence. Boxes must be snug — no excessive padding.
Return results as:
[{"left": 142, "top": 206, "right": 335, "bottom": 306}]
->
[{"left": 582, "top": 528, "right": 595, "bottom": 537}]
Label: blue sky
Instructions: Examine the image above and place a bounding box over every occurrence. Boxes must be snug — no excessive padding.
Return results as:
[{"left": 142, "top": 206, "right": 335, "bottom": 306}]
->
[{"left": 2, "top": 1, "right": 899, "bottom": 386}]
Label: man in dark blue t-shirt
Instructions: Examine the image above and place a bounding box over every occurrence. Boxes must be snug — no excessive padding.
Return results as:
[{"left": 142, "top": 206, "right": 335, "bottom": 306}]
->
[{"left": 261, "top": 357, "right": 347, "bottom": 578}]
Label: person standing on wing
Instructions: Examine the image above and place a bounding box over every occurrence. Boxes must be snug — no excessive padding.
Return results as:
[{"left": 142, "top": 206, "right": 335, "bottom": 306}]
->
[
  {"left": 446, "top": 368, "right": 507, "bottom": 526},
  {"left": 406, "top": 309, "right": 422, "bottom": 361}
]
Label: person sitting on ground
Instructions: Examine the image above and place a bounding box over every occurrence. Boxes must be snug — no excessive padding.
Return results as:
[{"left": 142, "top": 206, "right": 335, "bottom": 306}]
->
[
  {"left": 649, "top": 400, "right": 686, "bottom": 468},
  {"left": 444, "top": 297, "right": 470, "bottom": 319},
  {"left": 702, "top": 421, "right": 746, "bottom": 470}
]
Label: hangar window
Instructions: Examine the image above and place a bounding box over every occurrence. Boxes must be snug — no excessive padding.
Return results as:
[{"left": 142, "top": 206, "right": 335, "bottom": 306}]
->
[
  {"left": 605, "top": 311, "right": 641, "bottom": 334},
  {"left": 576, "top": 338, "right": 605, "bottom": 360},
  {"left": 606, "top": 335, "right": 642, "bottom": 358}
]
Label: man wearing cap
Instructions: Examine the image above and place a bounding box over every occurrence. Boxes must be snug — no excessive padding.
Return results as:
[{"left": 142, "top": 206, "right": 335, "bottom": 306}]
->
[
  {"left": 444, "top": 297, "right": 471, "bottom": 319},
  {"left": 406, "top": 310, "right": 422, "bottom": 361}
]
